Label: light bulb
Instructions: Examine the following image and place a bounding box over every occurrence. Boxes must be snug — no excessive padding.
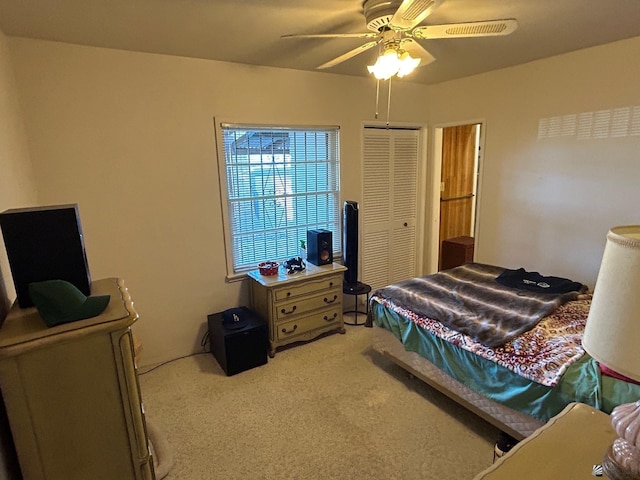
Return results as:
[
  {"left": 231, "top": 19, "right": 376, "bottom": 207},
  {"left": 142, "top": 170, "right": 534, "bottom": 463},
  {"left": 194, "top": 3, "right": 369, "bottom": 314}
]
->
[{"left": 396, "top": 51, "right": 421, "bottom": 78}]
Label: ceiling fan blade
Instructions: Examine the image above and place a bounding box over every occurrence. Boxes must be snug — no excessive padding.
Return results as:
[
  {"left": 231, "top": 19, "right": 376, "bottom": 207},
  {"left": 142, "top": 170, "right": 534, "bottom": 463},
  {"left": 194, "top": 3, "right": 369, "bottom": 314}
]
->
[
  {"left": 282, "top": 32, "right": 378, "bottom": 40},
  {"left": 413, "top": 19, "right": 518, "bottom": 39},
  {"left": 400, "top": 38, "right": 435, "bottom": 66},
  {"left": 390, "top": 0, "right": 444, "bottom": 31},
  {"left": 317, "top": 41, "right": 379, "bottom": 69}
]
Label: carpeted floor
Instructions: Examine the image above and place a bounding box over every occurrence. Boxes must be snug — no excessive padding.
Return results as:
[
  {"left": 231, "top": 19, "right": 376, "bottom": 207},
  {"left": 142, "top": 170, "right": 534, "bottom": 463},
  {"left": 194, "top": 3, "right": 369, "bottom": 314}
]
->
[{"left": 138, "top": 315, "right": 501, "bottom": 479}]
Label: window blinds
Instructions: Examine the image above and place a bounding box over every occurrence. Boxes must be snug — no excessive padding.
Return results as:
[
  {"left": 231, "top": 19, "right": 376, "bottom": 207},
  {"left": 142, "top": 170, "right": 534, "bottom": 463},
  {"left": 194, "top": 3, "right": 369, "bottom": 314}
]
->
[{"left": 219, "top": 124, "right": 341, "bottom": 274}]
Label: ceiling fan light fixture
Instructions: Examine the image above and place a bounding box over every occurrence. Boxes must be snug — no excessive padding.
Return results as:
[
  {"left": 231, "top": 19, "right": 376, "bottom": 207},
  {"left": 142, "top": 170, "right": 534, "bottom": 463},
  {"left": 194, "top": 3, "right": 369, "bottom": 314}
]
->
[
  {"left": 368, "top": 48, "right": 399, "bottom": 80},
  {"left": 367, "top": 47, "right": 420, "bottom": 80}
]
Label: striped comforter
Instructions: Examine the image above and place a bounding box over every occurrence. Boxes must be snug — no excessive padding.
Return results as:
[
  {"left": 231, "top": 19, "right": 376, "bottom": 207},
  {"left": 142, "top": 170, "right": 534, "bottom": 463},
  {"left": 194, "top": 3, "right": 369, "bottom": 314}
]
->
[{"left": 371, "top": 263, "right": 585, "bottom": 348}]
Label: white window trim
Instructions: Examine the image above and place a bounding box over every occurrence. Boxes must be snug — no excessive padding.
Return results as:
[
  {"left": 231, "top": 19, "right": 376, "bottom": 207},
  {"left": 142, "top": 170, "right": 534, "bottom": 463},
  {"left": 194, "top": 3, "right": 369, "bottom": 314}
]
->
[{"left": 215, "top": 120, "right": 341, "bottom": 281}]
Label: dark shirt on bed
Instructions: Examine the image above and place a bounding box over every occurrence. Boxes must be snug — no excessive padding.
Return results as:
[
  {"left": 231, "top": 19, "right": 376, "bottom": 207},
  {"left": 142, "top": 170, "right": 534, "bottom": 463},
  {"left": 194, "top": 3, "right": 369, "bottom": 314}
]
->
[{"left": 496, "top": 268, "right": 585, "bottom": 294}]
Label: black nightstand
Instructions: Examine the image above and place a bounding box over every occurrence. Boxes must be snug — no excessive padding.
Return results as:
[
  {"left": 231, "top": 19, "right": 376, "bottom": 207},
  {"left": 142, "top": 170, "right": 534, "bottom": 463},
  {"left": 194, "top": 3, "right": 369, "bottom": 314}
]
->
[{"left": 207, "top": 308, "right": 268, "bottom": 376}]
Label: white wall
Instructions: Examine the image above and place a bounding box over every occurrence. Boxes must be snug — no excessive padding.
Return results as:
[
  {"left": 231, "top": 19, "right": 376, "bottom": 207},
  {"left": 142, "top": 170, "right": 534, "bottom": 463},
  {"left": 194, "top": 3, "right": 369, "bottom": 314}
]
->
[
  {"left": 7, "top": 34, "right": 640, "bottom": 366},
  {"left": 7, "top": 38, "right": 429, "bottom": 366},
  {"left": 0, "top": 32, "right": 38, "bottom": 314},
  {"left": 425, "top": 36, "right": 640, "bottom": 288},
  {"left": 0, "top": 28, "right": 37, "bottom": 480}
]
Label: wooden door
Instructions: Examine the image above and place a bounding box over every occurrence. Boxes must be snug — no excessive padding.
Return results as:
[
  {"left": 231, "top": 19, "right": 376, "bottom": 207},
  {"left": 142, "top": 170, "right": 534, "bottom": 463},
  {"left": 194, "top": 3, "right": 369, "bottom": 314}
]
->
[{"left": 438, "top": 124, "right": 478, "bottom": 269}]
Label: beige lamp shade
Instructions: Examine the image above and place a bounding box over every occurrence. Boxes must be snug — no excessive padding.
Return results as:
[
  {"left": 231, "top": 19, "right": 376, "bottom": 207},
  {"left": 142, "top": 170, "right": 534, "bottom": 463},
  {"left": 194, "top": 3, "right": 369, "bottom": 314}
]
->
[{"left": 583, "top": 225, "right": 640, "bottom": 382}]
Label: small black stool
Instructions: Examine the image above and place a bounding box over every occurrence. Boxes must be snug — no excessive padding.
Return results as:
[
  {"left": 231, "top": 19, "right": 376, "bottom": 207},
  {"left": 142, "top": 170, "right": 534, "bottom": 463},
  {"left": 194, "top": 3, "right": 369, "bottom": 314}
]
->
[{"left": 343, "top": 282, "right": 372, "bottom": 326}]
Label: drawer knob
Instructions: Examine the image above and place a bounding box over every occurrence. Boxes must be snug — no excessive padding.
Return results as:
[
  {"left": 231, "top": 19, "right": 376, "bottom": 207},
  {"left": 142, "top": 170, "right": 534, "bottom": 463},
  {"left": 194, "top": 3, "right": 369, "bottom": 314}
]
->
[
  {"left": 281, "top": 306, "right": 297, "bottom": 315},
  {"left": 281, "top": 325, "right": 298, "bottom": 334},
  {"left": 323, "top": 295, "right": 338, "bottom": 304},
  {"left": 329, "top": 281, "right": 334, "bottom": 287},
  {"left": 286, "top": 292, "right": 291, "bottom": 297},
  {"left": 323, "top": 313, "right": 338, "bottom": 322}
]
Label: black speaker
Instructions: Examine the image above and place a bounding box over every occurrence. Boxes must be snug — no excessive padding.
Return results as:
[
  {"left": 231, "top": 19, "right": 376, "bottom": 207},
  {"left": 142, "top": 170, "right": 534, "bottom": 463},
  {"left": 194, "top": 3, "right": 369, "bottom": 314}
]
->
[
  {"left": 207, "top": 308, "right": 268, "bottom": 376},
  {"left": 0, "top": 204, "right": 92, "bottom": 308},
  {"left": 343, "top": 201, "right": 359, "bottom": 286},
  {"left": 307, "top": 229, "right": 333, "bottom": 266}
]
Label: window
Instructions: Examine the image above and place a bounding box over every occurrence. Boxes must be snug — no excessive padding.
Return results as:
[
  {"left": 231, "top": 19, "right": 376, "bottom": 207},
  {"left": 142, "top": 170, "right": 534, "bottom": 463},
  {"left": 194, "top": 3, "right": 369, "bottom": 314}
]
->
[{"left": 218, "top": 123, "right": 341, "bottom": 276}]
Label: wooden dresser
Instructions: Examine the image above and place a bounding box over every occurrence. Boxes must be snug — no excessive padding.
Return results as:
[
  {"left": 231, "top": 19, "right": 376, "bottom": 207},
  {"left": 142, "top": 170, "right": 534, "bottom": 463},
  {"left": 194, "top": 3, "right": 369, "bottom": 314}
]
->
[
  {"left": 248, "top": 262, "right": 347, "bottom": 357},
  {"left": 440, "top": 235, "right": 475, "bottom": 270},
  {"left": 474, "top": 403, "right": 615, "bottom": 480},
  {"left": 0, "top": 278, "right": 155, "bottom": 480}
]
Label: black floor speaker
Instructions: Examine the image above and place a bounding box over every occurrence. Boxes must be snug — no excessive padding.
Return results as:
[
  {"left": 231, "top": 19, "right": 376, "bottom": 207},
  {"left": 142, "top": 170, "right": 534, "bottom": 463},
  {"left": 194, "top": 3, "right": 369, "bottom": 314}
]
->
[
  {"left": 207, "top": 308, "right": 268, "bottom": 376},
  {"left": 307, "top": 229, "right": 333, "bottom": 266},
  {"left": 0, "top": 204, "right": 91, "bottom": 308},
  {"left": 343, "top": 201, "right": 359, "bottom": 286}
]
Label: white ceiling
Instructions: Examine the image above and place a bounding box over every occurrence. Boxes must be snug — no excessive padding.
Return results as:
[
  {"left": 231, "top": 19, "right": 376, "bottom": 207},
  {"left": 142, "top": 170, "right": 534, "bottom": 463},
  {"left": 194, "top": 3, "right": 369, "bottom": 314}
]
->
[{"left": 1, "top": 0, "right": 640, "bottom": 85}]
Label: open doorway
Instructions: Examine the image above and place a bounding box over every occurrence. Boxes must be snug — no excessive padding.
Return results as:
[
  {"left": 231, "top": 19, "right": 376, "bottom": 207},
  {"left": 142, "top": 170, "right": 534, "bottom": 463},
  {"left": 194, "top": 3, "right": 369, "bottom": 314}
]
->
[{"left": 425, "top": 122, "right": 483, "bottom": 273}]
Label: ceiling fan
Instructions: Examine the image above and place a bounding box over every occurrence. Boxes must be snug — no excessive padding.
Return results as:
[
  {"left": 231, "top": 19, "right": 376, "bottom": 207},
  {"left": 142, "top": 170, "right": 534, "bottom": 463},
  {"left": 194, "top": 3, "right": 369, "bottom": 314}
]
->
[{"left": 282, "top": 0, "right": 518, "bottom": 77}]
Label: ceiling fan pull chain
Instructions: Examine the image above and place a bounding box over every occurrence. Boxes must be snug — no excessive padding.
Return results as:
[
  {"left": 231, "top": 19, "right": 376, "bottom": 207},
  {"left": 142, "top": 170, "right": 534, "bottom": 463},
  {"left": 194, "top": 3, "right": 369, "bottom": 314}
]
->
[
  {"left": 374, "top": 78, "right": 380, "bottom": 119},
  {"left": 386, "top": 77, "right": 392, "bottom": 127}
]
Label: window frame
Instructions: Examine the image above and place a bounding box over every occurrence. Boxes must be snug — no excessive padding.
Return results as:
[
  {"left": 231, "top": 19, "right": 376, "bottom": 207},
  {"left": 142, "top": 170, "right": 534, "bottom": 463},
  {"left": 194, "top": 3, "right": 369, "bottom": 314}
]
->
[{"left": 215, "top": 121, "right": 342, "bottom": 280}]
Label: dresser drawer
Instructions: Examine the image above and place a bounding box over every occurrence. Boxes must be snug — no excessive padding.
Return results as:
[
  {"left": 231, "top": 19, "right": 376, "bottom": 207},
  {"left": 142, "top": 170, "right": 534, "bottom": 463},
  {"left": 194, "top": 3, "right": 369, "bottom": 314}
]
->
[
  {"left": 275, "top": 288, "right": 341, "bottom": 321},
  {"left": 276, "top": 307, "right": 342, "bottom": 341},
  {"left": 273, "top": 274, "right": 342, "bottom": 302}
]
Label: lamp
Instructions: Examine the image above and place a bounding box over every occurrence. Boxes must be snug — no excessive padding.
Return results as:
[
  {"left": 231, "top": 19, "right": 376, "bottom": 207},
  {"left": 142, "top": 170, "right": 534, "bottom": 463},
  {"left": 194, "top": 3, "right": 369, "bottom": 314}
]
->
[
  {"left": 367, "top": 44, "right": 420, "bottom": 80},
  {"left": 583, "top": 225, "right": 640, "bottom": 480}
]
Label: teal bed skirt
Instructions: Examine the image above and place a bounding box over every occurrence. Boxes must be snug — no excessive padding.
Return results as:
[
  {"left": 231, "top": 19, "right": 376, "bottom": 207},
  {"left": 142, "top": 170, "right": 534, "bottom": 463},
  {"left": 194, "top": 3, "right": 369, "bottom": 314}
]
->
[{"left": 372, "top": 302, "right": 640, "bottom": 422}]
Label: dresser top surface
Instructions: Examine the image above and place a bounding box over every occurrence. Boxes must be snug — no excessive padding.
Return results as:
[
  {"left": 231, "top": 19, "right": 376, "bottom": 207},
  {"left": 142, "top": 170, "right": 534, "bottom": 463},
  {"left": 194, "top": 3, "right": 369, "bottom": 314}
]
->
[
  {"left": 473, "top": 402, "right": 614, "bottom": 480},
  {"left": 247, "top": 262, "right": 346, "bottom": 287},
  {"left": 0, "top": 277, "right": 137, "bottom": 354}
]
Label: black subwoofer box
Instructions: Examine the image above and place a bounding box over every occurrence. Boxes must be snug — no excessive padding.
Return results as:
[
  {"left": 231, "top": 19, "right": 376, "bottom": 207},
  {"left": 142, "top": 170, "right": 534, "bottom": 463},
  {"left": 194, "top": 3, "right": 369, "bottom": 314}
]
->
[
  {"left": 207, "top": 308, "right": 268, "bottom": 376},
  {"left": 307, "top": 229, "right": 333, "bottom": 266},
  {"left": 0, "top": 204, "right": 92, "bottom": 308}
]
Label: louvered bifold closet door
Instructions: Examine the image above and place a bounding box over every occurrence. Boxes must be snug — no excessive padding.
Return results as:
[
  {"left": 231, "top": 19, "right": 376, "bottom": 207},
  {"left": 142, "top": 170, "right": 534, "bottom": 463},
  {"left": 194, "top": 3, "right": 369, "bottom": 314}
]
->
[
  {"left": 362, "top": 131, "right": 391, "bottom": 291},
  {"left": 362, "top": 127, "right": 419, "bottom": 291},
  {"left": 391, "top": 131, "right": 418, "bottom": 283}
]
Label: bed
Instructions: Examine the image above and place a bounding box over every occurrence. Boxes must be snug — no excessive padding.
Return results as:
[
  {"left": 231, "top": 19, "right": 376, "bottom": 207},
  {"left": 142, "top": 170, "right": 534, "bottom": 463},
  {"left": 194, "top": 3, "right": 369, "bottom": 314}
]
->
[{"left": 368, "top": 262, "right": 640, "bottom": 440}]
